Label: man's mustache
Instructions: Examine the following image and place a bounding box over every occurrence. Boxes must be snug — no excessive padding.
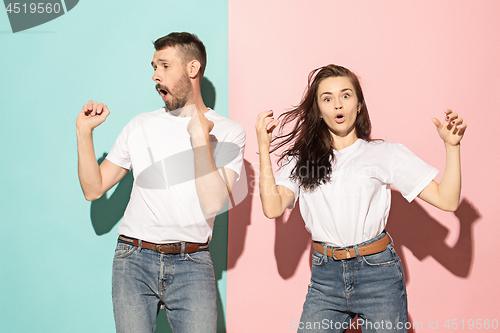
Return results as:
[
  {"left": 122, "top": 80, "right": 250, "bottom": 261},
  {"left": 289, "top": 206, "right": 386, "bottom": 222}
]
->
[{"left": 155, "top": 84, "right": 170, "bottom": 95}]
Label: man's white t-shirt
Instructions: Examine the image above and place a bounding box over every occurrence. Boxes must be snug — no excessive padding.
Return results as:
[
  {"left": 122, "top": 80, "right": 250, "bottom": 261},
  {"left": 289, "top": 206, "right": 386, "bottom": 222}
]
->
[
  {"left": 275, "top": 139, "right": 438, "bottom": 247},
  {"left": 106, "top": 108, "right": 245, "bottom": 244}
]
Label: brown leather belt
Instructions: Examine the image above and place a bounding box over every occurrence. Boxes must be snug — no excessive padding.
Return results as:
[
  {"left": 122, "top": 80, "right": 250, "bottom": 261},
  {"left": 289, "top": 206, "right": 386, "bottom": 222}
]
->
[
  {"left": 118, "top": 236, "right": 209, "bottom": 254},
  {"left": 313, "top": 234, "right": 390, "bottom": 260}
]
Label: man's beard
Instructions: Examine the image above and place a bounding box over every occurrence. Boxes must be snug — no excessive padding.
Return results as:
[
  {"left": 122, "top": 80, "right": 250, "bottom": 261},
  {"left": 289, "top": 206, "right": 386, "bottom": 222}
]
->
[{"left": 161, "top": 73, "right": 192, "bottom": 111}]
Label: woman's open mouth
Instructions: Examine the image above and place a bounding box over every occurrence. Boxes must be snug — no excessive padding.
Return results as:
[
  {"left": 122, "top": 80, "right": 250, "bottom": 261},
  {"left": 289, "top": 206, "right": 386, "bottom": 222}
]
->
[{"left": 335, "top": 113, "right": 345, "bottom": 124}]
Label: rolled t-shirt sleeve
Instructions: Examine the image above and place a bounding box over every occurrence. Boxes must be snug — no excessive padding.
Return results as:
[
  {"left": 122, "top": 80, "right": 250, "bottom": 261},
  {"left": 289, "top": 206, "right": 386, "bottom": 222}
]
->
[
  {"left": 275, "top": 158, "right": 300, "bottom": 209},
  {"left": 106, "top": 123, "right": 132, "bottom": 170},
  {"left": 391, "top": 144, "right": 439, "bottom": 202}
]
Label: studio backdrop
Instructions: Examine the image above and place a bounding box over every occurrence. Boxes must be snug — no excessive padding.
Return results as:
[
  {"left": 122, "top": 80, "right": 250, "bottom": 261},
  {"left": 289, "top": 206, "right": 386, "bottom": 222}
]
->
[{"left": 1, "top": 1, "right": 498, "bottom": 332}]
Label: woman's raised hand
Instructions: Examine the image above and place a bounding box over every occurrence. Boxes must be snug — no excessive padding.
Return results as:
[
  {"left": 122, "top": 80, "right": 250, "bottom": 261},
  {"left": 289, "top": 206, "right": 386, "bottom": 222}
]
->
[
  {"left": 256, "top": 110, "right": 280, "bottom": 151},
  {"left": 432, "top": 109, "right": 467, "bottom": 146}
]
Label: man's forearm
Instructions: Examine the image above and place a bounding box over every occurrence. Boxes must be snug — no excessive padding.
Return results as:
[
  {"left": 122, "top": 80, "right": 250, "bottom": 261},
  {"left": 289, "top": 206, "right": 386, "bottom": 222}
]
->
[
  {"left": 191, "top": 136, "right": 230, "bottom": 215},
  {"left": 77, "top": 128, "right": 104, "bottom": 201}
]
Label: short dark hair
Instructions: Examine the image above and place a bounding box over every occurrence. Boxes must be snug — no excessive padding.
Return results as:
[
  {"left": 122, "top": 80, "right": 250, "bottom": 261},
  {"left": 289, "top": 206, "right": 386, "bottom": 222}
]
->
[{"left": 153, "top": 32, "right": 207, "bottom": 77}]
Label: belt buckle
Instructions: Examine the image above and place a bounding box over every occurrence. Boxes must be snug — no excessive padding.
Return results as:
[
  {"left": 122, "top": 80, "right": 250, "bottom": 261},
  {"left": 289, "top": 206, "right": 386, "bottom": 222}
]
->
[
  {"left": 333, "top": 248, "right": 352, "bottom": 260},
  {"left": 156, "top": 244, "right": 169, "bottom": 254},
  {"left": 332, "top": 249, "right": 342, "bottom": 260}
]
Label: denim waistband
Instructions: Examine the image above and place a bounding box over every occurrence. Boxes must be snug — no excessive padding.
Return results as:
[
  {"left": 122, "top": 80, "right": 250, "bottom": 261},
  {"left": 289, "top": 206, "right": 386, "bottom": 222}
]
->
[
  {"left": 316, "top": 231, "right": 391, "bottom": 250},
  {"left": 117, "top": 236, "right": 210, "bottom": 253},
  {"left": 117, "top": 239, "right": 209, "bottom": 247}
]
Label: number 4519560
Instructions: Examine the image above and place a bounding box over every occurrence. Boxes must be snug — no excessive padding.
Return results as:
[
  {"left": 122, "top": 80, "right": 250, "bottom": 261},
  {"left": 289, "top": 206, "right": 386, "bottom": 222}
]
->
[
  {"left": 5, "top": 3, "right": 62, "bottom": 14},
  {"left": 444, "top": 319, "right": 498, "bottom": 330}
]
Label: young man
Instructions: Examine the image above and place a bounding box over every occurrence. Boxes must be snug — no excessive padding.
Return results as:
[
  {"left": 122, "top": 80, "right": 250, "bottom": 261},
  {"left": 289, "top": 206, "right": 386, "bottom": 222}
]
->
[{"left": 76, "top": 32, "right": 245, "bottom": 333}]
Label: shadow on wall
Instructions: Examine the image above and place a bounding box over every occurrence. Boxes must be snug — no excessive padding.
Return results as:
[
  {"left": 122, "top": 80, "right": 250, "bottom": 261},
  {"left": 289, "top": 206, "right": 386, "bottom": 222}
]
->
[
  {"left": 274, "top": 201, "right": 311, "bottom": 279},
  {"left": 201, "top": 78, "right": 216, "bottom": 112},
  {"left": 386, "top": 190, "right": 480, "bottom": 282},
  {"left": 89, "top": 78, "right": 231, "bottom": 333},
  {"left": 91, "top": 153, "right": 133, "bottom": 235},
  {"left": 273, "top": 189, "right": 481, "bottom": 333},
  {"left": 227, "top": 159, "right": 255, "bottom": 270}
]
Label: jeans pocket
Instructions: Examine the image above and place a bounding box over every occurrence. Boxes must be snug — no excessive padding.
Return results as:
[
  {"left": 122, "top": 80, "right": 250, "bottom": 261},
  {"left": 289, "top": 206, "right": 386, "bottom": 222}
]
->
[
  {"left": 185, "top": 251, "right": 214, "bottom": 268},
  {"left": 312, "top": 251, "right": 325, "bottom": 266},
  {"left": 114, "top": 243, "right": 136, "bottom": 260},
  {"left": 362, "top": 246, "right": 396, "bottom": 266}
]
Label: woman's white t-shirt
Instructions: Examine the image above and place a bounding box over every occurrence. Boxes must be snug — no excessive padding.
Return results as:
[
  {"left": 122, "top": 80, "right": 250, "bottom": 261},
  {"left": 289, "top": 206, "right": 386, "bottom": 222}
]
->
[{"left": 275, "top": 139, "right": 438, "bottom": 247}]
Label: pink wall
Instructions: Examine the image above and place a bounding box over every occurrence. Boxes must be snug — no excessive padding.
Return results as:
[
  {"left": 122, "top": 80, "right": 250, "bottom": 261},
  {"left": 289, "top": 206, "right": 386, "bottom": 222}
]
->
[{"left": 228, "top": 0, "right": 500, "bottom": 331}]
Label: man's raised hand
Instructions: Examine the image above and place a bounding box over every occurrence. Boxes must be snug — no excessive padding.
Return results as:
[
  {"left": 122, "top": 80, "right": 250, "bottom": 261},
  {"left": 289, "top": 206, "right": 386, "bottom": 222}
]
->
[
  {"left": 187, "top": 108, "right": 214, "bottom": 146},
  {"left": 76, "top": 100, "right": 110, "bottom": 133}
]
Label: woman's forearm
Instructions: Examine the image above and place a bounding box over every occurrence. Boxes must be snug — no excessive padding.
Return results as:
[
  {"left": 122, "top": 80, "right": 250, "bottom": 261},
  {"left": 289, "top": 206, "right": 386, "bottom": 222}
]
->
[
  {"left": 437, "top": 143, "right": 462, "bottom": 210},
  {"left": 258, "top": 147, "right": 286, "bottom": 218}
]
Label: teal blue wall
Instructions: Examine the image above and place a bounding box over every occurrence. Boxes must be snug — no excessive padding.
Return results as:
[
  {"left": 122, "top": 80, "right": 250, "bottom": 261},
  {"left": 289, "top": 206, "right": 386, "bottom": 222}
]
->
[{"left": 0, "top": 1, "right": 228, "bottom": 331}]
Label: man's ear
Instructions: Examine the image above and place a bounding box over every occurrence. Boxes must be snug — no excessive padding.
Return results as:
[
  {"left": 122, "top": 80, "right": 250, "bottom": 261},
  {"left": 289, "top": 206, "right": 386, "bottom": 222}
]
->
[{"left": 187, "top": 60, "right": 202, "bottom": 79}]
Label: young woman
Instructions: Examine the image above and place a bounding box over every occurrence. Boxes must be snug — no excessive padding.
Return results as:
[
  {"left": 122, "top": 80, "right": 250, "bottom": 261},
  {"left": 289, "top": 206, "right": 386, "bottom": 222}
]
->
[{"left": 255, "top": 64, "right": 466, "bottom": 333}]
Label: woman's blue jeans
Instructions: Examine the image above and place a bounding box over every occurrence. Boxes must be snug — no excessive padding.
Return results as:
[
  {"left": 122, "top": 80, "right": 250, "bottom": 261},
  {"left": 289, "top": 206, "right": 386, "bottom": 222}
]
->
[
  {"left": 298, "top": 232, "right": 408, "bottom": 333},
  {"left": 112, "top": 239, "right": 217, "bottom": 333}
]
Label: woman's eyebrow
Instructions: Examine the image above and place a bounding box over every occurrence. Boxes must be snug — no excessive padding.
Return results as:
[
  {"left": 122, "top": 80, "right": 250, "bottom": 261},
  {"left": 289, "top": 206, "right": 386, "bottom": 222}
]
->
[{"left": 319, "top": 88, "right": 353, "bottom": 97}]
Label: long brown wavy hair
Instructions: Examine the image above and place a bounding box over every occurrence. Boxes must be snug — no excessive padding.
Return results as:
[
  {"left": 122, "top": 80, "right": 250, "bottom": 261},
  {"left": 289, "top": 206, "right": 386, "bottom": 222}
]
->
[{"left": 271, "top": 64, "right": 372, "bottom": 191}]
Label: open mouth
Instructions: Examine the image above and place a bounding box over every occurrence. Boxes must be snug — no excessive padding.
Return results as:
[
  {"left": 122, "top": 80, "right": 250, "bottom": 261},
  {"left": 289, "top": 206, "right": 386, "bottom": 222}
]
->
[
  {"left": 156, "top": 85, "right": 169, "bottom": 101},
  {"left": 335, "top": 113, "right": 345, "bottom": 124}
]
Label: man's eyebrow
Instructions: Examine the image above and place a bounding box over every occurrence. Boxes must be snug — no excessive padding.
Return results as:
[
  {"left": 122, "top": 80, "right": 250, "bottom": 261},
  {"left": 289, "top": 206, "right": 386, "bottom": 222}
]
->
[{"left": 151, "top": 59, "right": 169, "bottom": 67}]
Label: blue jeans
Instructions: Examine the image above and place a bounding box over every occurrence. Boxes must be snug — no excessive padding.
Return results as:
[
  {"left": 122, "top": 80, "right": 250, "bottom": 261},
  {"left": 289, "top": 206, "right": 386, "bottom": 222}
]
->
[
  {"left": 112, "top": 239, "right": 217, "bottom": 333},
  {"left": 298, "top": 232, "right": 408, "bottom": 333}
]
